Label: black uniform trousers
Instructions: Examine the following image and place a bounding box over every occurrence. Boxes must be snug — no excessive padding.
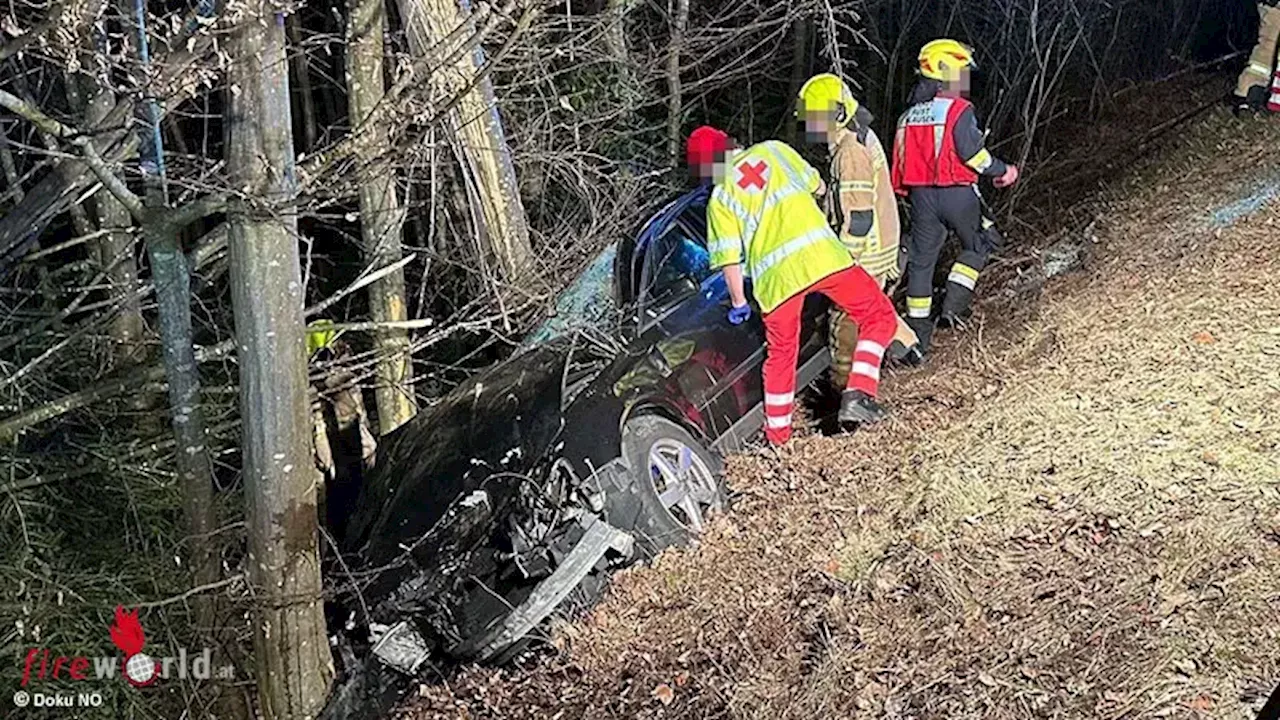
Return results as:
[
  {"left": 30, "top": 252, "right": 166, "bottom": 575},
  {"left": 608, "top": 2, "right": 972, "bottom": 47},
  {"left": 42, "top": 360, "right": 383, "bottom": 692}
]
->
[{"left": 904, "top": 185, "right": 989, "bottom": 347}]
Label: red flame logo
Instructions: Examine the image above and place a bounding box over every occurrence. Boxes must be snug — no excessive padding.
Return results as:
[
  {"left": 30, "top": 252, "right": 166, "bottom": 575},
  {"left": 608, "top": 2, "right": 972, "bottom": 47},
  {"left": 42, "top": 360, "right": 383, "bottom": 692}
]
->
[
  {"left": 109, "top": 607, "right": 146, "bottom": 656},
  {"left": 109, "top": 606, "right": 158, "bottom": 687}
]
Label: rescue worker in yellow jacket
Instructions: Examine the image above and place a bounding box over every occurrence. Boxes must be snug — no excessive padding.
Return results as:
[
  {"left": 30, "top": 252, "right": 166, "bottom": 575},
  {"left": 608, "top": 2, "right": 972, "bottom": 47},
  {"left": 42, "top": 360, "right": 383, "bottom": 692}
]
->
[
  {"left": 797, "top": 73, "right": 924, "bottom": 391},
  {"left": 686, "top": 126, "right": 898, "bottom": 445}
]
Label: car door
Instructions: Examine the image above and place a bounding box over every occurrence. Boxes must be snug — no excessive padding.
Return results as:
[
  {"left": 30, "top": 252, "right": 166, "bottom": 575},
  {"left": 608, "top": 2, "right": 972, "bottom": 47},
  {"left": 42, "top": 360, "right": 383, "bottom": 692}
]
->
[{"left": 630, "top": 190, "right": 768, "bottom": 442}]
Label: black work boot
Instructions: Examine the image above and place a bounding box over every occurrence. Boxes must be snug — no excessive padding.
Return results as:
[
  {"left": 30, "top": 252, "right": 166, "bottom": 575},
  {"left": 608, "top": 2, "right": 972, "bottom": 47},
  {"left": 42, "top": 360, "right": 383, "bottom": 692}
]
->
[
  {"left": 936, "top": 308, "right": 973, "bottom": 331},
  {"left": 1249, "top": 85, "right": 1270, "bottom": 109},
  {"left": 888, "top": 340, "right": 924, "bottom": 367},
  {"left": 938, "top": 284, "right": 975, "bottom": 331},
  {"left": 905, "top": 316, "right": 935, "bottom": 355},
  {"left": 838, "top": 389, "right": 888, "bottom": 427},
  {"left": 1232, "top": 86, "right": 1270, "bottom": 116}
]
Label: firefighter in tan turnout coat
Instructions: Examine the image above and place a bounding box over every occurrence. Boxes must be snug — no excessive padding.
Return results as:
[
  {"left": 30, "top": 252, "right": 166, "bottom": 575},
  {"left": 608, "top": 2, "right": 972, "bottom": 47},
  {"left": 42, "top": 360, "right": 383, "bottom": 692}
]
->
[
  {"left": 1233, "top": 0, "right": 1280, "bottom": 113},
  {"left": 797, "top": 73, "right": 923, "bottom": 390}
]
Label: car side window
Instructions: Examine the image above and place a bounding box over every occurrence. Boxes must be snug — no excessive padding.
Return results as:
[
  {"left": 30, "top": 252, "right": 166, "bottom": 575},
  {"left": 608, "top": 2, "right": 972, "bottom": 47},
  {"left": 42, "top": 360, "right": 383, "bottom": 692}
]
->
[
  {"left": 681, "top": 200, "right": 708, "bottom": 241},
  {"left": 638, "top": 219, "right": 712, "bottom": 315}
]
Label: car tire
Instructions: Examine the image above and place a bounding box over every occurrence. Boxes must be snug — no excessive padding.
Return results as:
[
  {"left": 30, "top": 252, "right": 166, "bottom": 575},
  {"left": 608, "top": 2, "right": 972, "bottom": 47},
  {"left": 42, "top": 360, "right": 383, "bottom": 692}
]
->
[{"left": 619, "top": 415, "right": 727, "bottom": 559}]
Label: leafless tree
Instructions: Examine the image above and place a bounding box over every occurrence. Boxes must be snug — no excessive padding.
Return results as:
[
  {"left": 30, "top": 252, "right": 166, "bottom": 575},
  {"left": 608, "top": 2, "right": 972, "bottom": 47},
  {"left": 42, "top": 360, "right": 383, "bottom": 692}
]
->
[
  {"left": 226, "top": 0, "right": 334, "bottom": 715},
  {"left": 347, "top": 0, "right": 417, "bottom": 432}
]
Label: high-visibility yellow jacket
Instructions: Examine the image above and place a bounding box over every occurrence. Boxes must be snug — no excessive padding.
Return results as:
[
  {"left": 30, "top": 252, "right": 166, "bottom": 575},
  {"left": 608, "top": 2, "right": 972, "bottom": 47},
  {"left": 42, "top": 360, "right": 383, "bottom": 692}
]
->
[
  {"left": 825, "top": 127, "right": 900, "bottom": 281},
  {"left": 706, "top": 140, "right": 854, "bottom": 314}
]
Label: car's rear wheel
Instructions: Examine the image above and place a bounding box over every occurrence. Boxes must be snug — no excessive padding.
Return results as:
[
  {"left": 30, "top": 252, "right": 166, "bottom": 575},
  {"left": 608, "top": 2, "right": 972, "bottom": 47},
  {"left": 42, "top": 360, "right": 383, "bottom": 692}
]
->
[{"left": 620, "top": 415, "right": 727, "bottom": 558}]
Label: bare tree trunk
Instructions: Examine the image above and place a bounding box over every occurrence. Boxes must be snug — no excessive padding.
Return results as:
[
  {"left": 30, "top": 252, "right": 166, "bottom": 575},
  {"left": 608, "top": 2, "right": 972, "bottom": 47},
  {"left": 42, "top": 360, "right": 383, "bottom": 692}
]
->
[
  {"left": 85, "top": 89, "right": 146, "bottom": 367},
  {"left": 604, "top": 0, "right": 638, "bottom": 111},
  {"left": 287, "top": 15, "right": 319, "bottom": 152},
  {"left": 398, "top": 0, "right": 532, "bottom": 283},
  {"left": 146, "top": 211, "right": 221, "bottom": 607},
  {"left": 784, "top": 17, "right": 811, "bottom": 145},
  {"left": 67, "top": 25, "right": 155, "bottom": 408},
  {"left": 226, "top": 3, "right": 334, "bottom": 717},
  {"left": 127, "top": 0, "right": 220, "bottom": 627},
  {"left": 666, "top": 0, "right": 690, "bottom": 163},
  {"left": 0, "top": 121, "right": 22, "bottom": 203},
  {"left": 346, "top": 0, "right": 417, "bottom": 434}
]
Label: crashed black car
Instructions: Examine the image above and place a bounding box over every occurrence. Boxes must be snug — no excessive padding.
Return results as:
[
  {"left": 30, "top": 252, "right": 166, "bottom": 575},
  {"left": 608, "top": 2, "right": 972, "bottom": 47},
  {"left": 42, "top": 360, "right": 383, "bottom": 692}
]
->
[{"left": 322, "top": 185, "right": 833, "bottom": 716}]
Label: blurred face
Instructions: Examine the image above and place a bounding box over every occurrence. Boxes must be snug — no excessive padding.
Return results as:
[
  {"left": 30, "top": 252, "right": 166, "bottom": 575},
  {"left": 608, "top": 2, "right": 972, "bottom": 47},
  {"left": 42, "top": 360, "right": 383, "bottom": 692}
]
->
[
  {"left": 798, "top": 101, "right": 841, "bottom": 145},
  {"left": 945, "top": 67, "right": 972, "bottom": 96},
  {"left": 691, "top": 150, "right": 733, "bottom": 184}
]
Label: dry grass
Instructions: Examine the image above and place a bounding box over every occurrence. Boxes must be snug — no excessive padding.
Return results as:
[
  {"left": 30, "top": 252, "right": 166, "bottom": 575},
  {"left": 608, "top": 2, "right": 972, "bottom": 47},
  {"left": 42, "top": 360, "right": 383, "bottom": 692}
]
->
[{"left": 403, "top": 112, "right": 1280, "bottom": 720}]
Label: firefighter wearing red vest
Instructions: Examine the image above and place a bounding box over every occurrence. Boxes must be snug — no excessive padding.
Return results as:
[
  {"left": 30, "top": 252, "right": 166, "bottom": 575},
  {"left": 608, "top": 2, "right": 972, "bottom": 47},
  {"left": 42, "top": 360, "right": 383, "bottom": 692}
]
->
[
  {"left": 891, "top": 39, "right": 1019, "bottom": 354},
  {"left": 686, "top": 126, "right": 898, "bottom": 445}
]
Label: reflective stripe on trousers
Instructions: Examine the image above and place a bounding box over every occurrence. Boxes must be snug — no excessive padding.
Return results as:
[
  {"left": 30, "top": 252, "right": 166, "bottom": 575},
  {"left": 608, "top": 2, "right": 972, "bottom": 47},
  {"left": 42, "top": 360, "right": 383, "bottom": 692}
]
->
[
  {"left": 947, "top": 262, "right": 980, "bottom": 290},
  {"left": 765, "top": 391, "right": 795, "bottom": 406},
  {"left": 851, "top": 339, "right": 885, "bottom": 384},
  {"left": 761, "top": 266, "right": 896, "bottom": 444},
  {"left": 907, "top": 295, "right": 932, "bottom": 318}
]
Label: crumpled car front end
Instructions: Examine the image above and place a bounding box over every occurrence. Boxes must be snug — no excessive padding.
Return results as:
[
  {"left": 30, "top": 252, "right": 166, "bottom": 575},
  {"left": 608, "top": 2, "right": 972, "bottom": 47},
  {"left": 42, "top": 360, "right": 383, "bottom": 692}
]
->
[{"left": 321, "top": 338, "right": 634, "bottom": 719}]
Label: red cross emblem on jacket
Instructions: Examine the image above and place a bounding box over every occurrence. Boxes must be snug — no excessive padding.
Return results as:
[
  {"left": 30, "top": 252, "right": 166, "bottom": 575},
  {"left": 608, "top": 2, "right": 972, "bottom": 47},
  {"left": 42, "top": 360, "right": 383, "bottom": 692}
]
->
[{"left": 736, "top": 160, "right": 769, "bottom": 192}]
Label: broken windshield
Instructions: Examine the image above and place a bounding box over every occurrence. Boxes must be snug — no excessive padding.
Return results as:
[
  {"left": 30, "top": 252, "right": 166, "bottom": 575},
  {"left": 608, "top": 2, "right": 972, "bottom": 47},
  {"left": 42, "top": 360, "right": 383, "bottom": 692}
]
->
[{"left": 521, "top": 243, "right": 618, "bottom": 350}]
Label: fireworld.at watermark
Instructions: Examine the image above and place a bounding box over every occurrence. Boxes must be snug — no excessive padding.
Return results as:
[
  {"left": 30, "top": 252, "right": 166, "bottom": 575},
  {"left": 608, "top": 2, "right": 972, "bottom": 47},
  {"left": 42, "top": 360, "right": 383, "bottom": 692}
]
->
[{"left": 16, "top": 606, "right": 234, "bottom": 692}]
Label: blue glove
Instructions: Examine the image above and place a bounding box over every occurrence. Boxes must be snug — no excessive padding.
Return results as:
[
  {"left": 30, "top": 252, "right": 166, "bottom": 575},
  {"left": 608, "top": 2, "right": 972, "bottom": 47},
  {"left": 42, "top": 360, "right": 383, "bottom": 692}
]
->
[{"left": 727, "top": 302, "right": 752, "bottom": 325}]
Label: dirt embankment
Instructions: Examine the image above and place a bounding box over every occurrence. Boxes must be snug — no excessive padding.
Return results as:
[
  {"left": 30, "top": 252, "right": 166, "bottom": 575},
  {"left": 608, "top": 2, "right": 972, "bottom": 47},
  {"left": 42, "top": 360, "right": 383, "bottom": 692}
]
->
[{"left": 405, "top": 111, "right": 1280, "bottom": 720}]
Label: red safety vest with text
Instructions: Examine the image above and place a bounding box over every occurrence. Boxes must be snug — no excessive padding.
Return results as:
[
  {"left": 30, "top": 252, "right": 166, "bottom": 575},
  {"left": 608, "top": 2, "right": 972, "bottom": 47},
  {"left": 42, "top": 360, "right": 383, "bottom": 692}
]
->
[{"left": 890, "top": 96, "right": 978, "bottom": 195}]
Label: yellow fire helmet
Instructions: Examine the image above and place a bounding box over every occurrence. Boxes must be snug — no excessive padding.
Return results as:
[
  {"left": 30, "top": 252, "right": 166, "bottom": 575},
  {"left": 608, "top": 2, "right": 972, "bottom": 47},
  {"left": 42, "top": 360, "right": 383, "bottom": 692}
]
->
[
  {"left": 305, "top": 319, "right": 343, "bottom": 357},
  {"left": 797, "top": 73, "right": 859, "bottom": 129},
  {"left": 918, "top": 39, "right": 976, "bottom": 82}
]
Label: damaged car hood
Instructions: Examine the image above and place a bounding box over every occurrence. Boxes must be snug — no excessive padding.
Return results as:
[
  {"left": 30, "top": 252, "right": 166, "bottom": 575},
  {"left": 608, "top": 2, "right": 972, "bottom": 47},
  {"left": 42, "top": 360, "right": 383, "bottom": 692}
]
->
[{"left": 342, "top": 341, "right": 574, "bottom": 574}]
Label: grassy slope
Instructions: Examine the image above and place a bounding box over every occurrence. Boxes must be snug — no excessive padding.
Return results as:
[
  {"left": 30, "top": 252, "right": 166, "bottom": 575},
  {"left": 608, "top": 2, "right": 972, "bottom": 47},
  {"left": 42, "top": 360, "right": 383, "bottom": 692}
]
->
[{"left": 408, "top": 111, "right": 1280, "bottom": 720}]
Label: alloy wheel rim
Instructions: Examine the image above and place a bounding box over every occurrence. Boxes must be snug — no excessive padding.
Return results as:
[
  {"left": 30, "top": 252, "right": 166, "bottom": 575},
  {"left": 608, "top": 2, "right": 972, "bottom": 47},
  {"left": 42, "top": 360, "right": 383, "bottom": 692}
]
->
[{"left": 647, "top": 438, "right": 719, "bottom": 533}]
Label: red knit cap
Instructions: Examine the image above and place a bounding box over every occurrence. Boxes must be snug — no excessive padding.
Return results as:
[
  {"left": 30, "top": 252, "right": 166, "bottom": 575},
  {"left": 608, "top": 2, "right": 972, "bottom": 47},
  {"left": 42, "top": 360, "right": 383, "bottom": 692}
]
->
[{"left": 686, "top": 125, "right": 730, "bottom": 168}]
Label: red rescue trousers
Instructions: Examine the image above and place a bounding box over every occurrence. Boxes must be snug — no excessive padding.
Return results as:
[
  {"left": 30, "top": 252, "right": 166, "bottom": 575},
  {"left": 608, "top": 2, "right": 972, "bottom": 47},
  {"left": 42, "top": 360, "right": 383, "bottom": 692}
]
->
[{"left": 762, "top": 266, "right": 896, "bottom": 445}]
